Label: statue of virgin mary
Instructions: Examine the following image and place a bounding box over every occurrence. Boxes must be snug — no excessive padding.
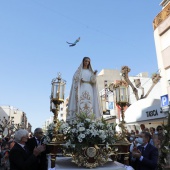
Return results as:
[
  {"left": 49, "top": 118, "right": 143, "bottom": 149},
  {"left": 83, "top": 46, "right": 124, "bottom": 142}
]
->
[{"left": 66, "top": 57, "right": 102, "bottom": 123}]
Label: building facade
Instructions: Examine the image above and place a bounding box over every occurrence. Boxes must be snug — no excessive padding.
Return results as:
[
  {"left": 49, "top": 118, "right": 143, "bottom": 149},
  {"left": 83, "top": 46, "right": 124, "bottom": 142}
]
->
[
  {"left": 97, "top": 69, "right": 162, "bottom": 131},
  {"left": 0, "top": 105, "right": 32, "bottom": 135},
  {"left": 153, "top": 0, "right": 170, "bottom": 98}
]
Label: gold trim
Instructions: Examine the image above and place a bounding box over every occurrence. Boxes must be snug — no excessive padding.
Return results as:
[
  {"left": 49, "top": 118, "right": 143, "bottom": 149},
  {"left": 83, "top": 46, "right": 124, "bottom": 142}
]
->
[{"left": 153, "top": 3, "right": 170, "bottom": 30}]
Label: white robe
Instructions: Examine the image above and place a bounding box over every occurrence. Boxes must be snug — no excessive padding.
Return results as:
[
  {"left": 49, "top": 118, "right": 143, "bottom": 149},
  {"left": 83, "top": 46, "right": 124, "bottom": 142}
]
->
[{"left": 66, "top": 61, "right": 102, "bottom": 123}]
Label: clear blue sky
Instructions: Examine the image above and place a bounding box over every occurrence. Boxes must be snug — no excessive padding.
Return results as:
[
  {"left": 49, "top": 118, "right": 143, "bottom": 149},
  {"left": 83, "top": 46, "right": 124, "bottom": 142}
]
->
[{"left": 0, "top": 0, "right": 162, "bottom": 131}]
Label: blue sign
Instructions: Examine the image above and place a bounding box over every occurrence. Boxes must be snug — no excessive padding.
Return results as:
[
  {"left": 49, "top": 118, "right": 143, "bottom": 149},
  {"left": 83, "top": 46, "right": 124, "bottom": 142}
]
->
[{"left": 161, "top": 94, "right": 169, "bottom": 107}]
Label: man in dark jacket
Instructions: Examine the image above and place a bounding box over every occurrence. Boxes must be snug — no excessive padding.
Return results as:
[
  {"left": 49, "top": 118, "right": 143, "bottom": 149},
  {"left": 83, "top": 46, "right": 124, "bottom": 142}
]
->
[
  {"left": 132, "top": 131, "right": 158, "bottom": 170},
  {"left": 26, "top": 128, "right": 47, "bottom": 170},
  {"left": 9, "top": 129, "right": 45, "bottom": 170}
]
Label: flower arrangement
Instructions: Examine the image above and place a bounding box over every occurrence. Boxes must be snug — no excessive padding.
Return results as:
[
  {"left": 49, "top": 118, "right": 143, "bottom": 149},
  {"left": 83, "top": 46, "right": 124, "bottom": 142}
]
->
[
  {"left": 42, "top": 113, "right": 118, "bottom": 168},
  {"left": 58, "top": 113, "right": 117, "bottom": 168},
  {"left": 59, "top": 113, "right": 116, "bottom": 148}
]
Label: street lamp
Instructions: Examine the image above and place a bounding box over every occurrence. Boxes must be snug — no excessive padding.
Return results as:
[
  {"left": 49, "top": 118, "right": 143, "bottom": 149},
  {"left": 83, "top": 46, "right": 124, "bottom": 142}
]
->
[
  {"left": 50, "top": 72, "right": 66, "bottom": 142},
  {"left": 48, "top": 73, "right": 66, "bottom": 168},
  {"left": 109, "top": 80, "right": 130, "bottom": 165},
  {"left": 109, "top": 80, "right": 129, "bottom": 124},
  {"left": 115, "top": 84, "right": 129, "bottom": 123}
]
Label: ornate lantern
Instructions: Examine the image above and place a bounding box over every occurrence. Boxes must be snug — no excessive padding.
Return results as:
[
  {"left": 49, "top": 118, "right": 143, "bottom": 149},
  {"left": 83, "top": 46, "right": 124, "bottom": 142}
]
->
[
  {"left": 48, "top": 73, "right": 66, "bottom": 168},
  {"left": 109, "top": 80, "right": 130, "bottom": 165},
  {"left": 115, "top": 85, "right": 129, "bottom": 105},
  {"left": 51, "top": 72, "right": 66, "bottom": 104}
]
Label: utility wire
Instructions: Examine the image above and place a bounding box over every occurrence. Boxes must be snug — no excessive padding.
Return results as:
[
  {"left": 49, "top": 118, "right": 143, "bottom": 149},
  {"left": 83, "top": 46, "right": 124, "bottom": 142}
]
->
[{"left": 32, "top": 0, "right": 117, "bottom": 40}]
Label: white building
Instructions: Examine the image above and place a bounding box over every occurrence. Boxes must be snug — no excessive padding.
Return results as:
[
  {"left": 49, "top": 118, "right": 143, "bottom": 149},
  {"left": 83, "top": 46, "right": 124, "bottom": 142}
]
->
[
  {"left": 124, "top": 0, "right": 170, "bottom": 131},
  {"left": 42, "top": 115, "right": 53, "bottom": 133},
  {"left": 0, "top": 105, "right": 31, "bottom": 135},
  {"left": 124, "top": 76, "right": 163, "bottom": 131},
  {"left": 98, "top": 69, "right": 162, "bottom": 131},
  {"left": 153, "top": 0, "right": 170, "bottom": 98}
]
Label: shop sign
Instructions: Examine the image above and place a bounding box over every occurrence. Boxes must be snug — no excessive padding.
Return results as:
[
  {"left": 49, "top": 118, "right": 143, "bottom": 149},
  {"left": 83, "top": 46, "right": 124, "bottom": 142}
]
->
[{"left": 146, "top": 109, "right": 158, "bottom": 117}]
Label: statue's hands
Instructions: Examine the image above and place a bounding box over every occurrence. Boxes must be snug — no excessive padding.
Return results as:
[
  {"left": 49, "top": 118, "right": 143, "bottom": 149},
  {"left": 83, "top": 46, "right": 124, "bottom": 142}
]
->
[
  {"left": 94, "top": 70, "right": 98, "bottom": 75},
  {"left": 81, "top": 78, "right": 84, "bottom": 83}
]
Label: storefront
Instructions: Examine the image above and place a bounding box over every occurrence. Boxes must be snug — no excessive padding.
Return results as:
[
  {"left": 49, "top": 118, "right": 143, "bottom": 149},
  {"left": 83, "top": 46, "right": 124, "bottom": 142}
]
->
[{"left": 124, "top": 98, "right": 168, "bottom": 131}]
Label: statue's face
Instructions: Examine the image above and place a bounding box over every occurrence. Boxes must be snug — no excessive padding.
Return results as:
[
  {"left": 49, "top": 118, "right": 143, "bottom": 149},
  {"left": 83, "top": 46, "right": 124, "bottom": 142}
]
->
[{"left": 83, "top": 58, "right": 90, "bottom": 68}]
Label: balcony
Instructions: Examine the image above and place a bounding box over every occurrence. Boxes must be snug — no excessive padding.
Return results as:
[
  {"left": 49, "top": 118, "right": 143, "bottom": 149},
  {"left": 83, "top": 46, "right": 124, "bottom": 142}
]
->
[{"left": 153, "top": 3, "right": 170, "bottom": 30}]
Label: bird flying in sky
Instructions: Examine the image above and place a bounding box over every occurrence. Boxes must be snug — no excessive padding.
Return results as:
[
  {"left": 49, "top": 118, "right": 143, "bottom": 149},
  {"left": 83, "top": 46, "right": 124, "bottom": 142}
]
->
[{"left": 66, "top": 37, "right": 80, "bottom": 47}]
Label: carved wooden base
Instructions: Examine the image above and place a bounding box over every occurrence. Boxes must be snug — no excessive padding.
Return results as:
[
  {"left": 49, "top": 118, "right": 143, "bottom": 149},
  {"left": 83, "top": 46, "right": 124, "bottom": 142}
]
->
[{"left": 46, "top": 141, "right": 64, "bottom": 168}]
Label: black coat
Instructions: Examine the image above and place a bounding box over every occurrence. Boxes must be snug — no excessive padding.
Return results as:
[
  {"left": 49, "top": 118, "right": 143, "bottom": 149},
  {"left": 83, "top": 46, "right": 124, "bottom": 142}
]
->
[
  {"left": 9, "top": 142, "right": 38, "bottom": 170},
  {"left": 135, "top": 143, "right": 158, "bottom": 170},
  {"left": 26, "top": 137, "right": 47, "bottom": 170}
]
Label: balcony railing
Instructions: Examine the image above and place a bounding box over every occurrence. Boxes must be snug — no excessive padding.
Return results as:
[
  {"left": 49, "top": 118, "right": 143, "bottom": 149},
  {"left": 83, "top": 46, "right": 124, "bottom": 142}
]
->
[{"left": 153, "top": 3, "right": 170, "bottom": 30}]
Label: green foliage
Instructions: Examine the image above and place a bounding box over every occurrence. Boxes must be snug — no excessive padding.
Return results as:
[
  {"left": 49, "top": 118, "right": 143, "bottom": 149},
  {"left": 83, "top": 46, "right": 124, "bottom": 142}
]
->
[{"left": 158, "top": 113, "right": 170, "bottom": 170}]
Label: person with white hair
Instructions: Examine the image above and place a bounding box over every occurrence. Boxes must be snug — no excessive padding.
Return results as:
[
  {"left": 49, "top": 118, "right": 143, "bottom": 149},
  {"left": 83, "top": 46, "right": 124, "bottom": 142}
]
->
[{"left": 9, "top": 129, "right": 45, "bottom": 170}]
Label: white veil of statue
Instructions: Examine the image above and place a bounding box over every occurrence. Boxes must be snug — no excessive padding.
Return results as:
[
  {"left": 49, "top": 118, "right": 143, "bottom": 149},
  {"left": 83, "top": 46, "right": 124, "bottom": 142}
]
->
[{"left": 66, "top": 57, "right": 102, "bottom": 123}]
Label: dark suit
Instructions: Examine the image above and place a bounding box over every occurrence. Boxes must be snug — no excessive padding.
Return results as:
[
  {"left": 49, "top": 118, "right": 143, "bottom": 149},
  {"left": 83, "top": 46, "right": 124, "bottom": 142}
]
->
[
  {"left": 135, "top": 143, "right": 158, "bottom": 170},
  {"left": 9, "top": 142, "right": 38, "bottom": 170},
  {"left": 26, "top": 137, "right": 47, "bottom": 170}
]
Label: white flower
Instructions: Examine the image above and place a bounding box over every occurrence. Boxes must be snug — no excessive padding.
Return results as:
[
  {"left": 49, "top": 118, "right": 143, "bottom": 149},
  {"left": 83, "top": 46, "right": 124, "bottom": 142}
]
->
[
  {"left": 60, "top": 122, "right": 69, "bottom": 129},
  {"left": 97, "top": 122, "right": 104, "bottom": 128},
  {"left": 78, "top": 138, "right": 83, "bottom": 143},
  {"left": 63, "top": 129, "right": 68, "bottom": 135},
  {"left": 65, "top": 140, "right": 71, "bottom": 148},
  {"left": 79, "top": 127, "right": 85, "bottom": 132},
  {"left": 85, "top": 118, "right": 91, "bottom": 122},
  {"left": 77, "top": 123, "right": 84, "bottom": 128},
  {"left": 164, "top": 130, "right": 167, "bottom": 134},
  {"left": 71, "top": 144, "right": 75, "bottom": 148},
  {"left": 89, "top": 123, "right": 95, "bottom": 129},
  {"left": 71, "top": 128, "right": 77, "bottom": 133},
  {"left": 85, "top": 129, "right": 91, "bottom": 135},
  {"left": 99, "top": 130, "right": 105, "bottom": 134},
  {"left": 80, "top": 133, "right": 85, "bottom": 138},
  {"left": 90, "top": 129, "right": 98, "bottom": 137},
  {"left": 78, "top": 134, "right": 82, "bottom": 139}
]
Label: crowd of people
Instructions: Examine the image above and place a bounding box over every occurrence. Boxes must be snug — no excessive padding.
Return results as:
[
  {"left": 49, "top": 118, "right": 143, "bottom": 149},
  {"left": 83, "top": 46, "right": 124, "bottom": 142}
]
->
[
  {"left": 0, "top": 136, "right": 15, "bottom": 170},
  {"left": 0, "top": 123, "right": 166, "bottom": 170},
  {"left": 125, "top": 124, "right": 164, "bottom": 170},
  {"left": 0, "top": 128, "right": 47, "bottom": 170}
]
